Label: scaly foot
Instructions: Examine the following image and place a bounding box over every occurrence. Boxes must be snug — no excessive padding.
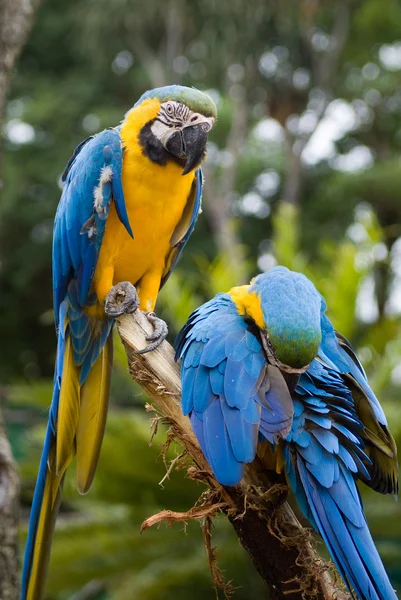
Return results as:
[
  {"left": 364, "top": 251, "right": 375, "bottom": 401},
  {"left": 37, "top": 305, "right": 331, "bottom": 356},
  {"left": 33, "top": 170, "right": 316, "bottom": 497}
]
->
[
  {"left": 105, "top": 283, "right": 168, "bottom": 353},
  {"left": 105, "top": 281, "right": 140, "bottom": 317},
  {"left": 136, "top": 312, "right": 168, "bottom": 354}
]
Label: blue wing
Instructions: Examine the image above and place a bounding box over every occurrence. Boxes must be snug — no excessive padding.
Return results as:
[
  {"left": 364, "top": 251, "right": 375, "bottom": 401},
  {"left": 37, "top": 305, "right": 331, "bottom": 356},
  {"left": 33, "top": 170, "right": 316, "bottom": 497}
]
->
[
  {"left": 319, "top": 309, "right": 386, "bottom": 425},
  {"left": 175, "top": 294, "right": 294, "bottom": 486},
  {"left": 318, "top": 310, "right": 398, "bottom": 495},
  {"left": 53, "top": 128, "right": 132, "bottom": 321},
  {"left": 285, "top": 359, "right": 397, "bottom": 600},
  {"left": 160, "top": 168, "right": 203, "bottom": 288}
]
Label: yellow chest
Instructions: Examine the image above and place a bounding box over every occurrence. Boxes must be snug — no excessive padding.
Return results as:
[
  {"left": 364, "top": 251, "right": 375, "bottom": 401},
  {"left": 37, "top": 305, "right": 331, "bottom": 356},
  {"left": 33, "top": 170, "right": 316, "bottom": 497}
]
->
[
  {"left": 91, "top": 99, "right": 197, "bottom": 307},
  {"left": 93, "top": 131, "right": 194, "bottom": 294}
]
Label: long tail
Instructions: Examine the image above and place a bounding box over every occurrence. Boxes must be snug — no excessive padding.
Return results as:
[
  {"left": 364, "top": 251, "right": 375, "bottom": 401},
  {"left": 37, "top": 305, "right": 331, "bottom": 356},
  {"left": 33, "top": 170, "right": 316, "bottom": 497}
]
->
[
  {"left": 295, "top": 456, "right": 397, "bottom": 600},
  {"left": 21, "top": 310, "right": 113, "bottom": 600},
  {"left": 20, "top": 422, "right": 63, "bottom": 600}
]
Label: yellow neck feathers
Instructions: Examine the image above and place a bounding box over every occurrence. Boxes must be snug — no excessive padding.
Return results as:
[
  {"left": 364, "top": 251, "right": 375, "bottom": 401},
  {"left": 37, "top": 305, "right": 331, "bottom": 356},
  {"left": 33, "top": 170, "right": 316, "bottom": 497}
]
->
[
  {"left": 229, "top": 284, "right": 265, "bottom": 330},
  {"left": 120, "top": 98, "right": 161, "bottom": 150}
]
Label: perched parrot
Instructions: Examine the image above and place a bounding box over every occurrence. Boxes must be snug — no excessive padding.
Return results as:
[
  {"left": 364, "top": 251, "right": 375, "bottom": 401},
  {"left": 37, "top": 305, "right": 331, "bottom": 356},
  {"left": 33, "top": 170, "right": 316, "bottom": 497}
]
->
[
  {"left": 22, "top": 85, "right": 216, "bottom": 600},
  {"left": 175, "top": 266, "right": 398, "bottom": 600}
]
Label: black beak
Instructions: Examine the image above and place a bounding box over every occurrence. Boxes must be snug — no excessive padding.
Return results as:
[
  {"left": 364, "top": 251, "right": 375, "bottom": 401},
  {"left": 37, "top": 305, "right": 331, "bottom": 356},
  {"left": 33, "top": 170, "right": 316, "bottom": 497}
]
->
[
  {"left": 181, "top": 122, "right": 211, "bottom": 175},
  {"left": 165, "top": 122, "right": 211, "bottom": 175}
]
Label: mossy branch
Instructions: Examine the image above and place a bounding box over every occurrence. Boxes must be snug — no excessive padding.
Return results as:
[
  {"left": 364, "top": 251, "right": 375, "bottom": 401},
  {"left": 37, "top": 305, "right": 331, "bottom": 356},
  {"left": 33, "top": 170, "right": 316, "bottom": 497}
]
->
[{"left": 115, "top": 308, "right": 350, "bottom": 600}]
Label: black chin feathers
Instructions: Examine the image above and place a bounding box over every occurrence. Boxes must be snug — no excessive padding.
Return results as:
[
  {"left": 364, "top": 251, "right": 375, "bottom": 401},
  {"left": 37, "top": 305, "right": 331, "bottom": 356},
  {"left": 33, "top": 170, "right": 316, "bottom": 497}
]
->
[{"left": 138, "top": 121, "right": 186, "bottom": 168}]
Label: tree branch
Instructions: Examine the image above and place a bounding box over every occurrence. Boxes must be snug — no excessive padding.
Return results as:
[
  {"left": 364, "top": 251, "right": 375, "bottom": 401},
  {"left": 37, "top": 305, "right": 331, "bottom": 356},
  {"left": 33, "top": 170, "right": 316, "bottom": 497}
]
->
[{"left": 115, "top": 308, "right": 350, "bottom": 600}]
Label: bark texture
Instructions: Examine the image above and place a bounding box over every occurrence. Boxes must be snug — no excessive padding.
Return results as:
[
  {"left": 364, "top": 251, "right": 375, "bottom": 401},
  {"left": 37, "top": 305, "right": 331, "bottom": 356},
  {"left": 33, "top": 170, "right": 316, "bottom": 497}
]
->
[
  {"left": 0, "top": 422, "right": 19, "bottom": 600},
  {"left": 0, "top": 0, "right": 40, "bottom": 189},
  {"left": 114, "top": 306, "right": 351, "bottom": 599}
]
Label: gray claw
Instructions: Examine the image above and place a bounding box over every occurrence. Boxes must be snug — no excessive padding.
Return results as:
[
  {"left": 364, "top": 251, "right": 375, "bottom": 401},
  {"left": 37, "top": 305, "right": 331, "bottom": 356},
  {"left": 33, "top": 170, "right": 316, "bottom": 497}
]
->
[
  {"left": 136, "top": 312, "right": 168, "bottom": 354},
  {"left": 105, "top": 281, "right": 140, "bottom": 317}
]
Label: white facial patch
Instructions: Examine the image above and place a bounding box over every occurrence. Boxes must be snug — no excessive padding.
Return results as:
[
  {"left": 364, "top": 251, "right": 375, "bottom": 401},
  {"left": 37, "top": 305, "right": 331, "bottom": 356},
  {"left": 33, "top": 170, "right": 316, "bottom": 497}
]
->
[
  {"left": 150, "top": 119, "right": 176, "bottom": 147},
  {"left": 151, "top": 101, "right": 215, "bottom": 148}
]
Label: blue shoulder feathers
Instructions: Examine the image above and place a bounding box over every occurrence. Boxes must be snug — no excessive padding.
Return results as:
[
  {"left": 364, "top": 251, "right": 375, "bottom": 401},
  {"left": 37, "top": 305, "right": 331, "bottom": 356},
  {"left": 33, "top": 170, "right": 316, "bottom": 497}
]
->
[{"left": 53, "top": 128, "right": 132, "bottom": 317}]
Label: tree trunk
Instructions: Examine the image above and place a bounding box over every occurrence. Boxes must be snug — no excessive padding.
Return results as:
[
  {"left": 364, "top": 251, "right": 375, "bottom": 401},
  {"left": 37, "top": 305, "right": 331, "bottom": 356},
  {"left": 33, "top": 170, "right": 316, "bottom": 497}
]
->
[
  {"left": 0, "top": 0, "right": 41, "bottom": 191},
  {"left": 0, "top": 422, "right": 19, "bottom": 600}
]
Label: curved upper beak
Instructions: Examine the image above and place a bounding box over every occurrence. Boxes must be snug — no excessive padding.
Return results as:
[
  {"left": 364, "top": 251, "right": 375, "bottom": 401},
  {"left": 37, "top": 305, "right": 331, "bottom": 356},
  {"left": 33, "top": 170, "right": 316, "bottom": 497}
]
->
[
  {"left": 165, "top": 115, "right": 214, "bottom": 175},
  {"left": 181, "top": 122, "right": 212, "bottom": 175}
]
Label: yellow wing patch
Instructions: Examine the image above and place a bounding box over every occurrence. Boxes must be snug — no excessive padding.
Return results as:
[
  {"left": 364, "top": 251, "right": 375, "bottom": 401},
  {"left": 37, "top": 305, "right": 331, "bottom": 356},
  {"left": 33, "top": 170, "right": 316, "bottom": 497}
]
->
[
  {"left": 76, "top": 334, "right": 113, "bottom": 494},
  {"left": 56, "top": 335, "right": 80, "bottom": 478}
]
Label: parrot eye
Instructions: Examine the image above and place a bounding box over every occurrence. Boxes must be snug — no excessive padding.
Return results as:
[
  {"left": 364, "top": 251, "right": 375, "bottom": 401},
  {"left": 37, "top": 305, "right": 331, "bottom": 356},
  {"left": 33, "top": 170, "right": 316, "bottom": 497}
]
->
[{"left": 166, "top": 103, "right": 174, "bottom": 114}]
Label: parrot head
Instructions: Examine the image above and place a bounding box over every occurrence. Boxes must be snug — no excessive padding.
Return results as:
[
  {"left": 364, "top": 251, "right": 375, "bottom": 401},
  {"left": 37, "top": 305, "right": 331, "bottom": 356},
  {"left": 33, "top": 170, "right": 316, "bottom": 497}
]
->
[
  {"left": 128, "top": 85, "right": 217, "bottom": 175},
  {"left": 250, "top": 267, "right": 323, "bottom": 372}
]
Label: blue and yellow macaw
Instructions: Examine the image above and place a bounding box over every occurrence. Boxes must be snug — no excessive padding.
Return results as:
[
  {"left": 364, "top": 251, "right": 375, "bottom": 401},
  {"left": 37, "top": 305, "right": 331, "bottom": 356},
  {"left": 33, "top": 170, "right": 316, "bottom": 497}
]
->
[
  {"left": 175, "top": 266, "right": 398, "bottom": 600},
  {"left": 22, "top": 85, "right": 216, "bottom": 600}
]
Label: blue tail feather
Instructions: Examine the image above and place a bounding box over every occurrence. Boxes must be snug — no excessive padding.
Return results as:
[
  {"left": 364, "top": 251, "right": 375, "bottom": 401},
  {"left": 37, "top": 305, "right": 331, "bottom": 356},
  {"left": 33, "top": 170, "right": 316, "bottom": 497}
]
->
[
  {"left": 21, "top": 422, "right": 54, "bottom": 598},
  {"left": 21, "top": 316, "right": 67, "bottom": 598},
  {"left": 296, "top": 457, "right": 397, "bottom": 600}
]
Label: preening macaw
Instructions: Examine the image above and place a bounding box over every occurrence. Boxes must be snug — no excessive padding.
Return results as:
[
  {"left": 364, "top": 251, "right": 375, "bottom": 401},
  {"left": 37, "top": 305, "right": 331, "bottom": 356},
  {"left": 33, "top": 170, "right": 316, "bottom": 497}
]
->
[
  {"left": 175, "top": 266, "right": 398, "bottom": 600},
  {"left": 22, "top": 85, "right": 216, "bottom": 600}
]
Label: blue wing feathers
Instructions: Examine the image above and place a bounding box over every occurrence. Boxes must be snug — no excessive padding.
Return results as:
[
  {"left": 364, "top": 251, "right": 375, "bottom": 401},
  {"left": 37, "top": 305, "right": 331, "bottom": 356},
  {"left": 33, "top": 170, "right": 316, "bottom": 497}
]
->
[
  {"left": 203, "top": 399, "right": 244, "bottom": 486},
  {"left": 209, "top": 366, "right": 225, "bottom": 395},
  {"left": 199, "top": 335, "right": 227, "bottom": 367},
  {"left": 175, "top": 295, "right": 293, "bottom": 486},
  {"left": 181, "top": 367, "right": 196, "bottom": 415},
  {"left": 53, "top": 128, "right": 128, "bottom": 318},
  {"left": 297, "top": 457, "right": 396, "bottom": 599},
  {"left": 287, "top": 359, "right": 396, "bottom": 599},
  {"left": 244, "top": 351, "right": 265, "bottom": 377},
  {"left": 192, "top": 365, "right": 214, "bottom": 412},
  {"left": 311, "top": 428, "right": 339, "bottom": 453},
  {"left": 224, "top": 359, "right": 258, "bottom": 409},
  {"left": 240, "top": 397, "right": 261, "bottom": 424},
  {"left": 320, "top": 314, "right": 387, "bottom": 426},
  {"left": 220, "top": 399, "right": 259, "bottom": 463}
]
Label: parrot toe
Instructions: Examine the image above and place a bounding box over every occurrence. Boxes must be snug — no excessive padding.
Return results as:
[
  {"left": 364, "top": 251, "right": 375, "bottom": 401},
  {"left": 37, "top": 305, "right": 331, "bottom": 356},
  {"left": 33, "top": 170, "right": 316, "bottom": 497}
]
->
[
  {"left": 135, "top": 312, "right": 168, "bottom": 354},
  {"left": 104, "top": 281, "right": 140, "bottom": 317}
]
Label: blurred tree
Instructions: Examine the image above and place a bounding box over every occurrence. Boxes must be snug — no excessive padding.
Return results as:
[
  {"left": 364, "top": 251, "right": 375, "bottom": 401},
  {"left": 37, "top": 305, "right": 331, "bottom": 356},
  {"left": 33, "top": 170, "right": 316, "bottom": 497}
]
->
[{"left": 0, "top": 0, "right": 41, "bottom": 176}]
